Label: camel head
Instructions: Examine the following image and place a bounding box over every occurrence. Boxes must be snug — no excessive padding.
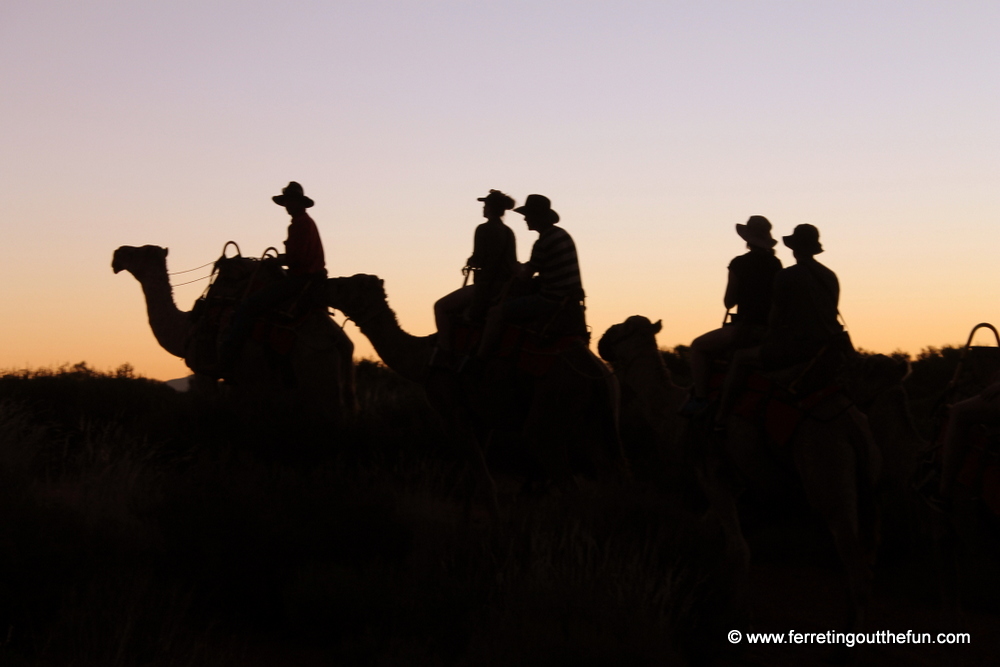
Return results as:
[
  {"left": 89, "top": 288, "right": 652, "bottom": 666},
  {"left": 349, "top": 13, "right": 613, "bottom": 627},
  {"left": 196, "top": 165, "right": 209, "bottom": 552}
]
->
[
  {"left": 112, "top": 244, "right": 192, "bottom": 358},
  {"left": 598, "top": 315, "right": 662, "bottom": 364},
  {"left": 326, "top": 274, "right": 389, "bottom": 323},
  {"left": 112, "top": 245, "right": 169, "bottom": 281}
]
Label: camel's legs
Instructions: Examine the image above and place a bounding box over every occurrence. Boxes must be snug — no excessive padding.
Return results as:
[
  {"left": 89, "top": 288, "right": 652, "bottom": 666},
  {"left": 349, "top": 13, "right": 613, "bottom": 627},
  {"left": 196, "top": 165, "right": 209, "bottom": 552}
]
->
[
  {"left": 793, "top": 425, "right": 872, "bottom": 638},
  {"left": 425, "top": 378, "right": 499, "bottom": 519},
  {"left": 329, "top": 321, "right": 358, "bottom": 415}
]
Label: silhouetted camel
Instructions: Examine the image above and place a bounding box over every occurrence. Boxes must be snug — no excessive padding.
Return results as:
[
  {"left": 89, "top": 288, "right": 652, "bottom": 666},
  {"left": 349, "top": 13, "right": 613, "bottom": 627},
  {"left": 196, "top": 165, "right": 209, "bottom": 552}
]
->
[
  {"left": 112, "top": 244, "right": 356, "bottom": 422},
  {"left": 326, "top": 273, "right": 622, "bottom": 511},
  {"left": 601, "top": 315, "right": 890, "bottom": 653},
  {"left": 598, "top": 316, "right": 689, "bottom": 485}
]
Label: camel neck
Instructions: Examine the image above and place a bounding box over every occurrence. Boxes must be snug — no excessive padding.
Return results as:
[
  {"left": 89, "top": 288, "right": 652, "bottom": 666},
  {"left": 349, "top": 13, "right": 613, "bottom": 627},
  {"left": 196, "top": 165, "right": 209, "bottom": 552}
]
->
[
  {"left": 138, "top": 266, "right": 189, "bottom": 358},
  {"left": 355, "top": 305, "right": 432, "bottom": 383},
  {"left": 618, "top": 347, "right": 686, "bottom": 440}
]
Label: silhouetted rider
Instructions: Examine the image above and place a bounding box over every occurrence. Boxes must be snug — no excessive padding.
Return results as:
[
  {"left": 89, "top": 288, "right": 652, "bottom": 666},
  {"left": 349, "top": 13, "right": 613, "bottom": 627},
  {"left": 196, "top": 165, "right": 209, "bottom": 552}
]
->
[
  {"left": 716, "top": 224, "right": 843, "bottom": 423},
  {"left": 760, "top": 224, "right": 841, "bottom": 368},
  {"left": 478, "top": 194, "right": 584, "bottom": 356},
  {"left": 434, "top": 190, "right": 517, "bottom": 351},
  {"left": 682, "top": 216, "right": 782, "bottom": 416},
  {"left": 219, "top": 181, "right": 328, "bottom": 374}
]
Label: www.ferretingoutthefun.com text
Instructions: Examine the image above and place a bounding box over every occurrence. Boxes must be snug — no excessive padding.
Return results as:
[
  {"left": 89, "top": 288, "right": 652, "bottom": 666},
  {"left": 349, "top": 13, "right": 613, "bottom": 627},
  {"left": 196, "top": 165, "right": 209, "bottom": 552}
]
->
[{"left": 727, "top": 629, "right": 970, "bottom": 647}]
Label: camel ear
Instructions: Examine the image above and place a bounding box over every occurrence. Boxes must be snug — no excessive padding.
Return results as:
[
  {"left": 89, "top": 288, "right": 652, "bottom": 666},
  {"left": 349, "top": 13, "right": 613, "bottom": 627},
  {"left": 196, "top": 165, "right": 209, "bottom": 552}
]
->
[
  {"left": 652, "top": 320, "right": 662, "bottom": 334},
  {"left": 164, "top": 247, "right": 169, "bottom": 257}
]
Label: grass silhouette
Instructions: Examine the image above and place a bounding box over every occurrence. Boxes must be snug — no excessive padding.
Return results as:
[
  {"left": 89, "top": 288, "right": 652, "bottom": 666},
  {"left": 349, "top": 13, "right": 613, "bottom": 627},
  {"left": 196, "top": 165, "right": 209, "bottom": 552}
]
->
[
  {"left": 0, "top": 361, "right": 733, "bottom": 666},
  {"left": 0, "top": 348, "right": 994, "bottom": 665}
]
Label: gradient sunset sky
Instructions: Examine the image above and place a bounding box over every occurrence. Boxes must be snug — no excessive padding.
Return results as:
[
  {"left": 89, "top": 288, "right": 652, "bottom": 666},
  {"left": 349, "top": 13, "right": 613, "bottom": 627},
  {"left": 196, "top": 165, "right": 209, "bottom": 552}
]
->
[{"left": 2, "top": 1, "right": 998, "bottom": 380}]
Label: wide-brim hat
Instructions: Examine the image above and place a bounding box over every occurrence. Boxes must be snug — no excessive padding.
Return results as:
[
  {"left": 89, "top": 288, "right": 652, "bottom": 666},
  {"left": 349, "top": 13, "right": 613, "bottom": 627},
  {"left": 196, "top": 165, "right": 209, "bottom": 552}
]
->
[
  {"left": 783, "top": 223, "right": 823, "bottom": 255},
  {"left": 272, "top": 181, "right": 314, "bottom": 208},
  {"left": 513, "top": 193, "right": 560, "bottom": 224},
  {"left": 477, "top": 189, "right": 516, "bottom": 211},
  {"left": 736, "top": 215, "right": 776, "bottom": 249}
]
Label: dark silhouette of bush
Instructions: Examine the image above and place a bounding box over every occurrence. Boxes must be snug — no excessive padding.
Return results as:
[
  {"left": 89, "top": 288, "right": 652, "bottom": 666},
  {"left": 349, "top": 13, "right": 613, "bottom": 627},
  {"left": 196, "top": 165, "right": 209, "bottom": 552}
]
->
[{"left": 0, "top": 362, "right": 731, "bottom": 665}]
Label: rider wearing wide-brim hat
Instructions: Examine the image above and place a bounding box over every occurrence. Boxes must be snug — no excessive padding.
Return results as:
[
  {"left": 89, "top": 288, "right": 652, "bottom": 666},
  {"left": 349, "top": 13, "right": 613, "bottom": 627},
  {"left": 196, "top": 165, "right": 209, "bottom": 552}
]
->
[
  {"left": 760, "top": 223, "right": 840, "bottom": 368},
  {"left": 714, "top": 222, "right": 846, "bottom": 425},
  {"left": 477, "top": 194, "right": 585, "bottom": 357},
  {"left": 434, "top": 189, "right": 518, "bottom": 351},
  {"left": 682, "top": 215, "right": 783, "bottom": 417},
  {"left": 270, "top": 181, "right": 324, "bottom": 277},
  {"left": 220, "top": 181, "right": 338, "bottom": 375},
  {"left": 271, "top": 181, "right": 315, "bottom": 209}
]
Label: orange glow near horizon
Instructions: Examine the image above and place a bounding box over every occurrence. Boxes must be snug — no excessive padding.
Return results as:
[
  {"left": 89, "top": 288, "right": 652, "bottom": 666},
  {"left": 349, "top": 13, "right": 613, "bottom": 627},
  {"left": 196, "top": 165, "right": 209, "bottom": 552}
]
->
[{"left": 1, "top": 3, "right": 998, "bottom": 381}]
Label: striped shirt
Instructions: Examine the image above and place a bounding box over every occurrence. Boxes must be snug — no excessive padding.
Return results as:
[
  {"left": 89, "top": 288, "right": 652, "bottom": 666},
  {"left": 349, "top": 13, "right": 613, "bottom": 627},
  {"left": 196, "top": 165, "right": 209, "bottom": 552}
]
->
[{"left": 527, "top": 225, "right": 583, "bottom": 300}]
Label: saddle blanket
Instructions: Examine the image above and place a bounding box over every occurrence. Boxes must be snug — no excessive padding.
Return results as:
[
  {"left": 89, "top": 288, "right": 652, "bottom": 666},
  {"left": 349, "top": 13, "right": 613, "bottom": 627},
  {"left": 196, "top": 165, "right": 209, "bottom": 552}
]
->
[
  {"left": 723, "top": 372, "right": 843, "bottom": 448},
  {"left": 450, "top": 323, "right": 584, "bottom": 377}
]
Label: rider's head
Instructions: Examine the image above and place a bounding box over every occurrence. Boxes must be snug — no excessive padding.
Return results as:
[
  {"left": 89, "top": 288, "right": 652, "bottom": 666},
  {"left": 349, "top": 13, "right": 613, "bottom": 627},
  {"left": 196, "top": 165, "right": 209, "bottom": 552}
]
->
[
  {"left": 513, "top": 194, "right": 560, "bottom": 232},
  {"left": 477, "top": 190, "right": 516, "bottom": 220},
  {"left": 782, "top": 224, "right": 823, "bottom": 259},
  {"left": 736, "top": 215, "right": 777, "bottom": 253},
  {"left": 272, "top": 181, "right": 314, "bottom": 216}
]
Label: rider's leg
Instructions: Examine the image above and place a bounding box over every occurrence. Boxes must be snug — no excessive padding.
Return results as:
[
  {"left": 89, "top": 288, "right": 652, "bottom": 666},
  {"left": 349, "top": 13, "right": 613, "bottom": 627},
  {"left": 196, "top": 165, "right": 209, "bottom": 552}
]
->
[
  {"left": 219, "top": 277, "right": 304, "bottom": 371},
  {"left": 690, "top": 326, "right": 738, "bottom": 399},
  {"left": 476, "top": 294, "right": 557, "bottom": 358},
  {"left": 715, "top": 345, "right": 762, "bottom": 426},
  {"left": 434, "top": 285, "right": 475, "bottom": 351}
]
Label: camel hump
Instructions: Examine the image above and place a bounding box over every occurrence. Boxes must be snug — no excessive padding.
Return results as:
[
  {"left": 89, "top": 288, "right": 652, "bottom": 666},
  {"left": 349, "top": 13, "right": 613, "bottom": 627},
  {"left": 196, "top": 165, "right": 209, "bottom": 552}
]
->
[{"left": 186, "top": 253, "right": 331, "bottom": 376}]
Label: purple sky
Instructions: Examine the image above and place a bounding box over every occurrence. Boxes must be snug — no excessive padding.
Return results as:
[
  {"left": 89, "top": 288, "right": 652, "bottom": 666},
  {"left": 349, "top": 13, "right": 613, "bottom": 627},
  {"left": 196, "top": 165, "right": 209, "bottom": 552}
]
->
[{"left": 2, "top": 1, "right": 998, "bottom": 378}]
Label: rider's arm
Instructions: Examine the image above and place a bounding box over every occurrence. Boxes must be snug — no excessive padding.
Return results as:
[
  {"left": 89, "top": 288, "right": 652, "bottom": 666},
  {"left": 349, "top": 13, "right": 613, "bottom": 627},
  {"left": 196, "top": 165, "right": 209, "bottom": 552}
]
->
[
  {"left": 467, "top": 224, "right": 487, "bottom": 269},
  {"left": 724, "top": 269, "right": 739, "bottom": 310}
]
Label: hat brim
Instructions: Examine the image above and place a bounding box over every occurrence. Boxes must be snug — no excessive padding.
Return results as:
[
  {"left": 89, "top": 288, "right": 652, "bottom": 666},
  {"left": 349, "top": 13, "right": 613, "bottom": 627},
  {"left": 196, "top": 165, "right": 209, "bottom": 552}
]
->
[
  {"left": 513, "top": 206, "right": 560, "bottom": 223},
  {"left": 736, "top": 224, "right": 776, "bottom": 249},
  {"left": 273, "top": 194, "right": 314, "bottom": 208},
  {"left": 782, "top": 235, "right": 823, "bottom": 254}
]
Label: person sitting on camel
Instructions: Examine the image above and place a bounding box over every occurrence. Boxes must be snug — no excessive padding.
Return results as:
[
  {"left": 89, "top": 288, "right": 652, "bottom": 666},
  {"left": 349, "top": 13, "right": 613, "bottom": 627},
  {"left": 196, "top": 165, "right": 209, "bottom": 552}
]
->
[
  {"left": 219, "top": 181, "right": 343, "bottom": 375},
  {"left": 434, "top": 189, "right": 517, "bottom": 351},
  {"left": 681, "top": 215, "right": 782, "bottom": 417},
  {"left": 477, "top": 194, "right": 585, "bottom": 357},
  {"left": 715, "top": 223, "right": 844, "bottom": 425}
]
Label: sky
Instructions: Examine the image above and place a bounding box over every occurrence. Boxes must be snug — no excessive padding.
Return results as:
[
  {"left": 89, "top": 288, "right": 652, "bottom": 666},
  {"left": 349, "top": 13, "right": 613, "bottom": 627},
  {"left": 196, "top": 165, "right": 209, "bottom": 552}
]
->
[{"left": 1, "top": 1, "right": 998, "bottom": 380}]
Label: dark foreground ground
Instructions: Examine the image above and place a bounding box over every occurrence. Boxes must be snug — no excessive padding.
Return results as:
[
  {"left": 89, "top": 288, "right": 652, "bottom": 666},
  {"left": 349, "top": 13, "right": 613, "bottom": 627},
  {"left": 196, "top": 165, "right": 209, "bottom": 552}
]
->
[{"left": 0, "top": 353, "right": 997, "bottom": 665}]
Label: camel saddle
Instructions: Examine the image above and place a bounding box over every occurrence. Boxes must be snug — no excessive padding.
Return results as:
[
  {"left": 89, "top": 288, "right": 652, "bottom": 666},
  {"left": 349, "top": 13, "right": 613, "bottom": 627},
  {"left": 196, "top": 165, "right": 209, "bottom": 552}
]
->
[
  {"left": 708, "top": 352, "right": 848, "bottom": 449},
  {"left": 186, "top": 254, "right": 325, "bottom": 376},
  {"left": 443, "top": 321, "right": 586, "bottom": 377},
  {"left": 727, "top": 371, "right": 845, "bottom": 449}
]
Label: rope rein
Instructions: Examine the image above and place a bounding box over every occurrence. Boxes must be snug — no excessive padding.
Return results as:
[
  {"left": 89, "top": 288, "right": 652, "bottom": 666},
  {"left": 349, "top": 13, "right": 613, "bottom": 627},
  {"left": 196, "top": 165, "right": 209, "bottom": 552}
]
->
[
  {"left": 344, "top": 302, "right": 392, "bottom": 330},
  {"left": 173, "top": 274, "right": 212, "bottom": 287},
  {"left": 171, "top": 242, "right": 247, "bottom": 294},
  {"left": 168, "top": 260, "right": 216, "bottom": 276}
]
